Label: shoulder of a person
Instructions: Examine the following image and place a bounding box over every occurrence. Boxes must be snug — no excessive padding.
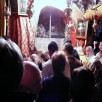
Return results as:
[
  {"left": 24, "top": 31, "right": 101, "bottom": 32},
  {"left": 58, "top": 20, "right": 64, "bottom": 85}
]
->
[
  {"left": 73, "top": 49, "right": 79, "bottom": 57},
  {"left": 73, "top": 49, "right": 78, "bottom": 53},
  {"left": 42, "top": 60, "right": 52, "bottom": 74},
  {"left": 43, "top": 59, "right": 52, "bottom": 67},
  {"left": 96, "top": 52, "right": 100, "bottom": 57},
  {"left": 63, "top": 75, "right": 71, "bottom": 81}
]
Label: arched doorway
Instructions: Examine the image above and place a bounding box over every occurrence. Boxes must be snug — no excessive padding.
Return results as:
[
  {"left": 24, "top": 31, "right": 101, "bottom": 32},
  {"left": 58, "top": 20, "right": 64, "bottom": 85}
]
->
[{"left": 35, "top": 6, "right": 66, "bottom": 51}]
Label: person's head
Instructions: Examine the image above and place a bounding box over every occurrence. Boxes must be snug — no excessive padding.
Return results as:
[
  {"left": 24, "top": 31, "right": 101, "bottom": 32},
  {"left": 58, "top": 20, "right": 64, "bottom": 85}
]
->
[
  {"left": 48, "top": 41, "right": 58, "bottom": 57},
  {"left": 99, "top": 41, "right": 102, "bottom": 52},
  {"left": 71, "top": 67, "right": 95, "bottom": 102},
  {"left": 63, "top": 42, "right": 73, "bottom": 56},
  {"left": 51, "top": 51, "right": 66, "bottom": 75},
  {"left": 41, "top": 53, "right": 49, "bottom": 62},
  {"left": 3, "top": 36, "right": 23, "bottom": 58},
  {"left": 30, "top": 44, "right": 38, "bottom": 55},
  {"left": 0, "top": 37, "right": 23, "bottom": 92},
  {"left": 85, "top": 46, "right": 94, "bottom": 57},
  {"left": 91, "top": 60, "right": 102, "bottom": 85},
  {"left": 64, "top": 7, "right": 72, "bottom": 17},
  {"left": 20, "top": 61, "right": 41, "bottom": 95}
]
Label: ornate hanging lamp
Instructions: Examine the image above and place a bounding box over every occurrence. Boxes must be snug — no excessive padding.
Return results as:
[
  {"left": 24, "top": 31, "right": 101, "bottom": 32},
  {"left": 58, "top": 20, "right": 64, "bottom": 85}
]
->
[
  {"left": 64, "top": 0, "right": 75, "bottom": 35},
  {"left": 26, "top": 0, "right": 34, "bottom": 20},
  {"left": 92, "top": 14, "right": 99, "bottom": 32}
]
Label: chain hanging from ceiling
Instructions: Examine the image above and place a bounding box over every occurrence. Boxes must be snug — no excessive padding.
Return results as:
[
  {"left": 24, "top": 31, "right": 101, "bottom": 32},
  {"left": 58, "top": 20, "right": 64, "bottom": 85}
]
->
[{"left": 26, "top": 0, "right": 34, "bottom": 20}]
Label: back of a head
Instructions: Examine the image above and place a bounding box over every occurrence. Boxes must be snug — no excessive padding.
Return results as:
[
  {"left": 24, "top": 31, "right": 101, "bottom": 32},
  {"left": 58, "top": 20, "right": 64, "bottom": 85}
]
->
[
  {"left": 51, "top": 51, "right": 66, "bottom": 75},
  {"left": 64, "top": 43, "right": 73, "bottom": 55},
  {"left": 90, "top": 60, "right": 102, "bottom": 72},
  {"left": 3, "top": 35, "right": 23, "bottom": 58},
  {"left": 48, "top": 41, "right": 58, "bottom": 54},
  {"left": 0, "top": 37, "right": 23, "bottom": 92},
  {"left": 20, "top": 61, "right": 41, "bottom": 94},
  {"left": 71, "top": 67, "right": 95, "bottom": 102},
  {"left": 91, "top": 60, "right": 102, "bottom": 84}
]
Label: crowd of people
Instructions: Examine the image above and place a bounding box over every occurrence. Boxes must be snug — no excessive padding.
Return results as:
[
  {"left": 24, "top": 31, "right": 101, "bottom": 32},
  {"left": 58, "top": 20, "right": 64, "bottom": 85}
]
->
[{"left": 1, "top": 35, "right": 102, "bottom": 102}]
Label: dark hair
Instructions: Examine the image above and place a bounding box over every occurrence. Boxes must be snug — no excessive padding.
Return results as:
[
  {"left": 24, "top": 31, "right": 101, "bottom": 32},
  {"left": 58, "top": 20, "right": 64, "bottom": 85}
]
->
[
  {"left": 51, "top": 51, "right": 66, "bottom": 75},
  {"left": 2, "top": 35, "right": 11, "bottom": 40},
  {"left": 41, "top": 53, "right": 49, "bottom": 62},
  {"left": 63, "top": 38, "right": 72, "bottom": 44},
  {"left": 64, "top": 43, "right": 73, "bottom": 55},
  {"left": 0, "top": 37, "right": 23, "bottom": 92},
  {"left": 71, "top": 67, "right": 95, "bottom": 102},
  {"left": 91, "top": 60, "right": 102, "bottom": 84},
  {"left": 48, "top": 41, "right": 58, "bottom": 53}
]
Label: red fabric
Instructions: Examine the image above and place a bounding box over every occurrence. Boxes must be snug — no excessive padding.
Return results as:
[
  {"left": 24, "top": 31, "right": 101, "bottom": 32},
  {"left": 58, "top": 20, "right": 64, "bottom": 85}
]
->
[
  {"left": 9, "top": 15, "right": 35, "bottom": 56},
  {"left": 65, "top": 17, "right": 76, "bottom": 46},
  {"left": 9, "top": 15, "right": 19, "bottom": 44},
  {"left": 69, "top": 34, "right": 76, "bottom": 47}
]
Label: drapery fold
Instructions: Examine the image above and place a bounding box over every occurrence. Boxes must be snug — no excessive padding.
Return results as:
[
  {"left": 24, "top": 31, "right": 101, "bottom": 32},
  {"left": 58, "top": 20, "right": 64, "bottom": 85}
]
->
[{"left": 9, "top": 15, "right": 35, "bottom": 56}]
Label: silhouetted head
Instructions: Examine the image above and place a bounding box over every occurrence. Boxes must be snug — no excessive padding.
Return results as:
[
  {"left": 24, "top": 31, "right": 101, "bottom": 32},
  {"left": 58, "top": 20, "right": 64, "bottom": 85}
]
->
[
  {"left": 91, "top": 60, "right": 102, "bottom": 84},
  {"left": 48, "top": 41, "right": 58, "bottom": 57},
  {"left": 71, "top": 67, "right": 95, "bottom": 102},
  {"left": 63, "top": 42, "right": 73, "bottom": 55},
  {"left": 0, "top": 37, "right": 23, "bottom": 92}
]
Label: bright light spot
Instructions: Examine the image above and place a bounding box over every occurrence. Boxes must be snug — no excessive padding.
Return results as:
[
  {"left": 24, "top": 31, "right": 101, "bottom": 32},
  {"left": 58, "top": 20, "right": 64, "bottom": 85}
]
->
[{"left": 35, "top": 0, "right": 67, "bottom": 11}]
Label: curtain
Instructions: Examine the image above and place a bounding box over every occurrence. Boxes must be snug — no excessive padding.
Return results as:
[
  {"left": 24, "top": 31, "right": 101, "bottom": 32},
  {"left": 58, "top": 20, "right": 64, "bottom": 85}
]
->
[
  {"left": 0, "top": 0, "right": 5, "bottom": 36},
  {"left": 9, "top": 15, "right": 35, "bottom": 57}
]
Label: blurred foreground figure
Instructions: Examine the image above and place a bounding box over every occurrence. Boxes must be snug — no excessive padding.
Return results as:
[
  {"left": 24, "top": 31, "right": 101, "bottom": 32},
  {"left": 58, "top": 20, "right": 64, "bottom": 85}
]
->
[
  {"left": 0, "top": 37, "right": 35, "bottom": 102},
  {"left": 70, "top": 67, "right": 95, "bottom": 102},
  {"left": 36, "top": 51, "right": 71, "bottom": 102}
]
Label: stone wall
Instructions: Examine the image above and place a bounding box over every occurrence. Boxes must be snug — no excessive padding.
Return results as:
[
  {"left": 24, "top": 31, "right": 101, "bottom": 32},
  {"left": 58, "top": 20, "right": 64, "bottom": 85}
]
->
[{"left": 35, "top": 38, "right": 64, "bottom": 52}]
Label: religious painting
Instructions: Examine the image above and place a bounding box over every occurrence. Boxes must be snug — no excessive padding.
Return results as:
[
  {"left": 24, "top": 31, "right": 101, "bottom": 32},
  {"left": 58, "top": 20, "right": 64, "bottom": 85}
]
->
[
  {"left": 76, "top": 19, "right": 88, "bottom": 39},
  {"left": 18, "top": 0, "right": 28, "bottom": 15}
]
